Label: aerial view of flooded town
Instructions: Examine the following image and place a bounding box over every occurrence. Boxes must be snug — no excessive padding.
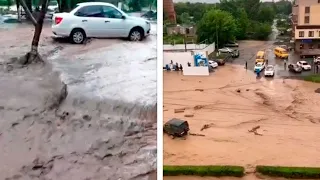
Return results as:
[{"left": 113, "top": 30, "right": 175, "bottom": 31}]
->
[
  {"left": 163, "top": 0, "right": 320, "bottom": 179},
  {"left": 0, "top": 0, "right": 157, "bottom": 179}
]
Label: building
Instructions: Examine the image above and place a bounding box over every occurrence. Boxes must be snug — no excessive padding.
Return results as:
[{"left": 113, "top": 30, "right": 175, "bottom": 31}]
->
[
  {"left": 163, "top": 0, "right": 177, "bottom": 24},
  {"left": 166, "top": 24, "right": 196, "bottom": 36},
  {"left": 292, "top": 0, "right": 320, "bottom": 54}
]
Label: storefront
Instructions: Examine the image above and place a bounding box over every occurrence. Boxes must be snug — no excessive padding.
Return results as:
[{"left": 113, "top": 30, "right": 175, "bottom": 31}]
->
[{"left": 294, "top": 39, "right": 320, "bottom": 52}]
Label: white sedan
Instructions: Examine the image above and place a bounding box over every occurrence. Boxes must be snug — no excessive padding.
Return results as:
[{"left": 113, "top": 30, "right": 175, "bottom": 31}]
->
[
  {"left": 254, "top": 62, "right": 265, "bottom": 72},
  {"left": 264, "top": 65, "right": 275, "bottom": 77},
  {"left": 52, "top": 2, "right": 151, "bottom": 44},
  {"left": 208, "top": 60, "right": 218, "bottom": 68},
  {"left": 218, "top": 47, "right": 233, "bottom": 53},
  {"left": 297, "top": 61, "right": 311, "bottom": 70}
]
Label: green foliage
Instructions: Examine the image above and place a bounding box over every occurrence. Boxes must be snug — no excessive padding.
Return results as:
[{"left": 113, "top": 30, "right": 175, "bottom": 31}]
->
[
  {"left": 197, "top": 9, "right": 236, "bottom": 47},
  {"left": 248, "top": 21, "right": 272, "bottom": 40},
  {"left": 174, "top": 2, "right": 216, "bottom": 23},
  {"left": 163, "top": 165, "right": 245, "bottom": 177},
  {"left": 178, "top": 12, "right": 191, "bottom": 25},
  {"left": 256, "top": 166, "right": 320, "bottom": 178},
  {"left": 163, "top": 34, "right": 185, "bottom": 44},
  {"left": 0, "top": 0, "right": 12, "bottom": 6},
  {"left": 304, "top": 74, "right": 320, "bottom": 83}
]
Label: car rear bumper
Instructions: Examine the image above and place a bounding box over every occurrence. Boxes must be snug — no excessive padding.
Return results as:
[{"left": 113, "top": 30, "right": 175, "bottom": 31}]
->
[{"left": 52, "top": 26, "right": 70, "bottom": 37}]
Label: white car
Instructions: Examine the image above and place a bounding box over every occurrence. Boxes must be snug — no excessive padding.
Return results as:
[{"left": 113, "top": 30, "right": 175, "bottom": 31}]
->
[
  {"left": 254, "top": 62, "right": 265, "bottom": 72},
  {"left": 208, "top": 60, "right": 218, "bottom": 68},
  {"left": 52, "top": 2, "right": 151, "bottom": 44},
  {"left": 264, "top": 65, "right": 275, "bottom": 77},
  {"left": 297, "top": 61, "right": 311, "bottom": 70},
  {"left": 218, "top": 47, "right": 233, "bottom": 53}
]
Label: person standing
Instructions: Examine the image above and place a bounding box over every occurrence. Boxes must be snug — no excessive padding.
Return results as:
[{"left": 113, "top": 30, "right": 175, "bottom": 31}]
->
[
  {"left": 284, "top": 59, "right": 287, "bottom": 70},
  {"left": 245, "top": 61, "right": 247, "bottom": 70}
]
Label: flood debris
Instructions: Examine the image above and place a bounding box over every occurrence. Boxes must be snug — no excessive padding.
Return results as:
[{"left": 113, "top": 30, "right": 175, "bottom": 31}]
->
[
  {"left": 248, "top": 125, "right": 263, "bottom": 136},
  {"left": 195, "top": 89, "right": 204, "bottom": 92},
  {"left": 174, "top": 108, "right": 185, "bottom": 113},
  {"left": 189, "top": 133, "right": 205, "bottom": 137},
  {"left": 236, "top": 89, "right": 241, "bottom": 93},
  {"left": 184, "top": 114, "right": 194, "bottom": 117},
  {"left": 194, "top": 105, "right": 205, "bottom": 110},
  {"left": 201, "top": 123, "right": 215, "bottom": 131}
]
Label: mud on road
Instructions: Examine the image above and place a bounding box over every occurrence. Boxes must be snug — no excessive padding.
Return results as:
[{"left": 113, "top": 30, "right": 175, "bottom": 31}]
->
[
  {"left": 0, "top": 23, "right": 157, "bottom": 180},
  {"left": 163, "top": 64, "right": 320, "bottom": 168}
]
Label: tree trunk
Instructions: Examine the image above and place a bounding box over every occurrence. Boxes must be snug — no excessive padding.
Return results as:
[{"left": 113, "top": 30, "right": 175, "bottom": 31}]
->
[
  {"left": 16, "top": 0, "right": 21, "bottom": 21},
  {"left": 57, "top": 0, "right": 69, "bottom": 12},
  {"left": 29, "top": 0, "right": 48, "bottom": 59}
]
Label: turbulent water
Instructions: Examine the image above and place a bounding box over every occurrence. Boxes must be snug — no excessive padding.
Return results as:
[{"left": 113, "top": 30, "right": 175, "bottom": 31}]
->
[{"left": 0, "top": 21, "right": 157, "bottom": 180}]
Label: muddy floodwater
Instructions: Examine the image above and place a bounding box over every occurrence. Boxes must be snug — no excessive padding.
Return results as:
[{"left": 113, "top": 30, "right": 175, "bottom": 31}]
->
[
  {"left": 164, "top": 64, "right": 320, "bottom": 167},
  {"left": 0, "top": 21, "right": 157, "bottom": 180}
]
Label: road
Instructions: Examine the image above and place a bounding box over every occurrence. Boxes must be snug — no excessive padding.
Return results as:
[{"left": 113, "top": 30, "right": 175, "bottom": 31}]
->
[
  {"left": 232, "top": 20, "right": 314, "bottom": 79},
  {"left": 0, "top": 19, "right": 157, "bottom": 180}
]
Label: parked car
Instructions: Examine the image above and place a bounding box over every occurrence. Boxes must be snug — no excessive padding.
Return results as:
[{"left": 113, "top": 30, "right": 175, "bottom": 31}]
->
[
  {"left": 52, "top": 2, "right": 151, "bottom": 44},
  {"left": 141, "top": 10, "right": 157, "bottom": 20},
  {"left": 314, "top": 57, "right": 320, "bottom": 65},
  {"left": 264, "top": 65, "right": 275, "bottom": 77},
  {"left": 254, "top": 62, "right": 265, "bottom": 72},
  {"left": 225, "top": 41, "right": 239, "bottom": 47},
  {"left": 218, "top": 47, "right": 233, "bottom": 53},
  {"left": 232, "top": 49, "right": 240, "bottom": 58},
  {"left": 297, "top": 61, "right": 311, "bottom": 70},
  {"left": 288, "top": 64, "right": 302, "bottom": 73},
  {"left": 214, "top": 58, "right": 226, "bottom": 65},
  {"left": 208, "top": 60, "right": 218, "bottom": 68},
  {"left": 163, "top": 118, "right": 189, "bottom": 137}
]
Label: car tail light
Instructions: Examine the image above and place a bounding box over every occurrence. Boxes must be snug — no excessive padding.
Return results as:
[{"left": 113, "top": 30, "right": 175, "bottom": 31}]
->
[{"left": 55, "top": 17, "right": 63, "bottom": 25}]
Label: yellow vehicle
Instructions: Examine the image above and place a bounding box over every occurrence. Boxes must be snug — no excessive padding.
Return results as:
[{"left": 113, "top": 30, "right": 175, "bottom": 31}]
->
[
  {"left": 255, "top": 51, "right": 265, "bottom": 63},
  {"left": 274, "top": 47, "right": 289, "bottom": 59}
]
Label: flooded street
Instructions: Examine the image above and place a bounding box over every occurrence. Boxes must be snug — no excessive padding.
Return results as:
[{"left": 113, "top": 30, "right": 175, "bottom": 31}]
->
[
  {"left": 163, "top": 21, "right": 320, "bottom": 177},
  {"left": 233, "top": 20, "right": 314, "bottom": 78},
  {"left": 164, "top": 65, "right": 320, "bottom": 166},
  {"left": 0, "top": 19, "right": 157, "bottom": 179}
]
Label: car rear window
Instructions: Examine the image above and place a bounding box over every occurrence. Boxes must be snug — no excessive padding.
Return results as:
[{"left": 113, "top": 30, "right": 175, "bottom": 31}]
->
[
  {"left": 302, "top": 62, "right": 308, "bottom": 65},
  {"left": 75, "top": 5, "right": 104, "bottom": 17}
]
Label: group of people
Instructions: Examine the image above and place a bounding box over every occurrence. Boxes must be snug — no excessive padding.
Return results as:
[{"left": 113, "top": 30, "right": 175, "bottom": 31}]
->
[{"left": 165, "top": 60, "right": 183, "bottom": 71}]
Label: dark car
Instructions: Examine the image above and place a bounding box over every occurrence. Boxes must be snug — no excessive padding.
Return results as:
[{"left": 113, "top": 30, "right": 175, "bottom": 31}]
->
[
  {"left": 212, "top": 58, "right": 225, "bottom": 65},
  {"left": 225, "top": 41, "right": 239, "bottom": 47},
  {"left": 288, "top": 64, "right": 302, "bottom": 73},
  {"left": 141, "top": 11, "right": 157, "bottom": 19},
  {"left": 163, "top": 118, "right": 189, "bottom": 137}
]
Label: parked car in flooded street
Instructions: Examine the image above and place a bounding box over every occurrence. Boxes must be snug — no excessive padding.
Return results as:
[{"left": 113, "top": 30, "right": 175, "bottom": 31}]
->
[
  {"left": 164, "top": 118, "right": 189, "bottom": 137},
  {"left": 288, "top": 64, "right": 302, "bottom": 73}
]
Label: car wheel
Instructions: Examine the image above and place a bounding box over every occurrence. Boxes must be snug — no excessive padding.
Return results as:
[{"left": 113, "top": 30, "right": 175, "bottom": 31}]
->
[
  {"left": 129, "top": 27, "right": 144, "bottom": 41},
  {"left": 70, "top": 28, "right": 86, "bottom": 44}
]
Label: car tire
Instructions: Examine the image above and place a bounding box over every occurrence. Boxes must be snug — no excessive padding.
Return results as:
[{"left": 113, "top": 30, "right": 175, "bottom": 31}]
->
[
  {"left": 70, "top": 28, "right": 86, "bottom": 44},
  {"left": 129, "top": 27, "right": 144, "bottom": 41}
]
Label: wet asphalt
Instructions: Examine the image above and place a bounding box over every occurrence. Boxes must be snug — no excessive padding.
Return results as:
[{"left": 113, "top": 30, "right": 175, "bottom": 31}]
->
[{"left": 231, "top": 20, "right": 315, "bottom": 79}]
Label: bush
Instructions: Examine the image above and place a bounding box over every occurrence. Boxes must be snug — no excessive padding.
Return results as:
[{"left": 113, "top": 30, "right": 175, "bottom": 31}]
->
[
  {"left": 256, "top": 166, "right": 320, "bottom": 178},
  {"left": 304, "top": 74, "right": 320, "bottom": 83},
  {"left": 163, "top": 165, "right": 245, "bottom": 177}
]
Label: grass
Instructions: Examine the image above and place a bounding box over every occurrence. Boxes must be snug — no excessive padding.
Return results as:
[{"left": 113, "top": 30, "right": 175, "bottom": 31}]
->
[
  {"left": 304, "top": 74, "right": 320, "bottom": 83},
  {"left": 256, "top": 166, "right": 320, "bottom": 179},
  {"left": 163, "top": 165, "right": 245, "bottom": 177}
]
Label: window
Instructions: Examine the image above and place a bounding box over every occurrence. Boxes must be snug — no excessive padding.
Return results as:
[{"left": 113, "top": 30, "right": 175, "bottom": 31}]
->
[
  {"left": 305, "top": 16, "right": 310, "bottom": 23},
  {"left": 102, "top": 6, "right": 123, "bottom": 19},
  {"left": 300, "top": 44, "right": 304, "bottom": 49},
  {"left": 75, "top": 5, "right": 104, "bottom": 18},
  {"left": 305, "top": 6, "right": 310, "bottom": 13},
  {"left": 318, "top": 44, "right": 320, "bottom": 49},
  {"left": 309, "top": 31, "right": 314, "bottom": 37},
  {"left": 299, "top": 31, "right": 304, "bottom": 37}
]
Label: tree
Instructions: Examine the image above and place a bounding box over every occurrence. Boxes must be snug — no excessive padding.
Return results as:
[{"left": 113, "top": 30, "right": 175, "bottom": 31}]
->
[
  {"left": 178, "top": 12, "right": 192, "bottom": 24},
  {"left": 197, "top": 9, "right": 236, "bottom": 46},
  {"left": 15, "top": 0, "right": 49, "bottom": 64},
  {"left": 234, "top": 8, "right": 249, "bottom": 40},
  {"left": 257, "top": 6, "right": 275, "bottom": 23}
]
